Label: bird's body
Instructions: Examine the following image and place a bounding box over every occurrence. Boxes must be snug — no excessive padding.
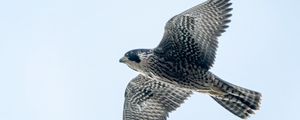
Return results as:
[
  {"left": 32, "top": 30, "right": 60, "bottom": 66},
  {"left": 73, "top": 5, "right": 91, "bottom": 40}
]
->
[{"left": 120, "top": 0, "right": 262, "bottom": 119}]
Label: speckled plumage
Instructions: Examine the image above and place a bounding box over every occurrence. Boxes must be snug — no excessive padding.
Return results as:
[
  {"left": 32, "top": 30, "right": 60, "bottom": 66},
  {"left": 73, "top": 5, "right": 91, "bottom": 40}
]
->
[
  {"left": 120, "top": 0, "right": 262, "bottom": 119},
  {"left": 123, "top": 75, "right": 192, "bottom": 120}
]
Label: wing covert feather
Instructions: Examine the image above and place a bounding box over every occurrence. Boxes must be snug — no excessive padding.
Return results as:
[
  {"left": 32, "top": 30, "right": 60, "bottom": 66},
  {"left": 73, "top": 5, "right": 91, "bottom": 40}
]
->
[
  {"left": 123, "top": 75, "right": 192, "bottom": 120},
  {"left": 155, "top": 0, "right": 232, "bottom": 70}
]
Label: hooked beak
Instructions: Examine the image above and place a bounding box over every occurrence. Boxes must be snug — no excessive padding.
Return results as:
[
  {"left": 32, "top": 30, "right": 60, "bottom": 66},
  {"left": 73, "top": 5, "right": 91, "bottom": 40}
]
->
[{"left": 119, "top": 57, "right": 127, "bottom": 63}]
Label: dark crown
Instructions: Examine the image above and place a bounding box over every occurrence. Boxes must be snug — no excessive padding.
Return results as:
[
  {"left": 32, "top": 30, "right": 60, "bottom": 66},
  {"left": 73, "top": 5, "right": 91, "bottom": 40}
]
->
[{"left": 125, "top": 49, "right": 151, "bottom": 63}]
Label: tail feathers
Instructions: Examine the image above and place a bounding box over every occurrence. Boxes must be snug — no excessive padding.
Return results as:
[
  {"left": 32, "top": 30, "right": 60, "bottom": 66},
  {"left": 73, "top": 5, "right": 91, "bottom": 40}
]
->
[
  {"left": 211, "top": 94, "right": 258, "bottom": 119},
  {"left": 210, "top": 76, "right": 262, "bottom": 119},
  {"left": 220, "top": 79, "right": 261, "bottom": 110}
]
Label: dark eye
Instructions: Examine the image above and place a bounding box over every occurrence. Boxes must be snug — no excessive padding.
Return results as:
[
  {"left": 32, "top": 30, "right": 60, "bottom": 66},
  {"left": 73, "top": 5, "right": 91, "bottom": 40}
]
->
[
  {"left": 128, "top": 54, "right": 141, "bottom": 63},
  {"left": 125, "top": 53, "right": 129, "bottom": 57}
]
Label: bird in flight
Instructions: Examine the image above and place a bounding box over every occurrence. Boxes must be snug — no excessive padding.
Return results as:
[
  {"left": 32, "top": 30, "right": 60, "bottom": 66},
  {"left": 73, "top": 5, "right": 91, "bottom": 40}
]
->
[{"left": 120, "top": 0, "right": 262, "bottom": 119}]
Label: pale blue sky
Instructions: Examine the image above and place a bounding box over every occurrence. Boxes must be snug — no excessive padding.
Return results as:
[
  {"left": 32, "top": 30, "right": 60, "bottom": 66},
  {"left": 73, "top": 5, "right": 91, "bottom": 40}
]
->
[{"left": 0, "top": 0, "right": 299, "bottom": 120}]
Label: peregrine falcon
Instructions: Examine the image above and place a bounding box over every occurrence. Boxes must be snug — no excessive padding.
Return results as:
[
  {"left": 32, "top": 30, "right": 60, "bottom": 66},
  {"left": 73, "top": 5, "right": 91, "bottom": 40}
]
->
[{"left": 120, "top": 0, "right": 262, "bottom": 119}]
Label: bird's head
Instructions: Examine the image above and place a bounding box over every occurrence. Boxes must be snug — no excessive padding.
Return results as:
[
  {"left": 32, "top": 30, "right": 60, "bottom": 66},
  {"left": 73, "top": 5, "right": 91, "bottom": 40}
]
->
[{"left": 119, "top": 49, "right": 152, "bottom": 72}]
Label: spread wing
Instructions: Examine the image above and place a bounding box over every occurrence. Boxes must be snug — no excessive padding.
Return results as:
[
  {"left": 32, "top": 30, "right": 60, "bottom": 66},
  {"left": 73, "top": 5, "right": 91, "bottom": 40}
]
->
[
  {"left": 154, "top": 0, "right": 232, "bottom": 70},
  {"left": 123, "top": 75, "right": 192, "bottom": 120}
]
